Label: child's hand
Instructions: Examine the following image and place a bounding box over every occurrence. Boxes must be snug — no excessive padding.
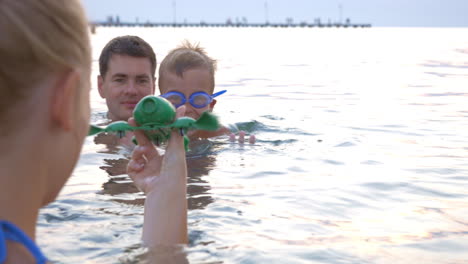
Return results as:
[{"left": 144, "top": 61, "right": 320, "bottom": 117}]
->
[
  {"left": 127, "top": 106, "right": 187, "bottom": 194},
  {"left": 229, "top": 131, "right": 256, "bottom": 144}
]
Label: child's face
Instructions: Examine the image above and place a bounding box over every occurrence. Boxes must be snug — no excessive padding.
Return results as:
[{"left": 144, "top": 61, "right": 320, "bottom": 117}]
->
[
  {"left": 98, "top": 54, "right": 155, "bottom": 121},
  {"left": 159, "top": 68, "right": 213, "bottom": 120}
]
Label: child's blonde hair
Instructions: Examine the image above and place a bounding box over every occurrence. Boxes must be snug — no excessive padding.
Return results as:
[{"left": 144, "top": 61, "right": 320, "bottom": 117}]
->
[
  {"left": 0, "top": 0, "right": 91, "bottom": 135},
  {"left": 159, "top": 40, "right": 217, "bottom": 94}
]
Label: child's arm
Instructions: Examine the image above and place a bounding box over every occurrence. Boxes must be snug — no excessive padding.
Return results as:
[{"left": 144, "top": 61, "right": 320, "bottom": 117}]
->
[
  {"left": 127, "top": 107, "right": 188, "bottom": 246},
  {"left": 188, "top": 126, "right": 256, "bottom": 144},
  {"left": 187, "top": 125, "right": 230, "bottom": 139}
]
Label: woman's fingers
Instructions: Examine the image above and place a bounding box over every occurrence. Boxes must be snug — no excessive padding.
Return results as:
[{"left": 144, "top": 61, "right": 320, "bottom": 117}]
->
[
  {"left": 129, "top": 117, "right": 160, "bottom": 160},
  {"left": 168, "top": 106, "right": 186, "bottom": 145},
  {"left": 129, "top": 118, "right": 151, "bottom": 146},
  {"left": 175, "top": 105, "right": 186, "bottom": 119},
  {"left": 127, "top": 146, "right": 147, "bottom": 174},
  {"left": 128, "top": 159, "right": 144, "bottom": 174},
  {"left": 166, "top": 105, "right": 186, "bottom": 149},
  {"left": 131, "top": 145, "right": 146, "bottom": 160},
  {"left": 163, "top": 106, "right": 187, "bottom": 175}
]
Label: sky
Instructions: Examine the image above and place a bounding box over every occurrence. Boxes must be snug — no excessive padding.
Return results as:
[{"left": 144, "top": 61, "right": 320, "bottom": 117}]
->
[{"left": 82, "top": 0, "right": 468, "bottom": 27}]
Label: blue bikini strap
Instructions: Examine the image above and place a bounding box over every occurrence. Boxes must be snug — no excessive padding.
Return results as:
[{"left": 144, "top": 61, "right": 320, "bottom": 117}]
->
[{"left": 0, "top": 220, "right": 47, "bottom": 264}]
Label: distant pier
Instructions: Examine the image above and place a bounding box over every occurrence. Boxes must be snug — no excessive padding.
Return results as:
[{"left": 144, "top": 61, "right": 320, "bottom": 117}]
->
[{"left": 90, "top": 21, "right": 371, "bottom": 29}]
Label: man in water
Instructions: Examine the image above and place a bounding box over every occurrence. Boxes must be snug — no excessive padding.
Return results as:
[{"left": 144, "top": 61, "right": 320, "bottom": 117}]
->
[
  {"left": 98, "top": 35, "right": 156, "bottom": 121},
  {"left": 95, "top": 36, "right": 158, "bottom": 179}
]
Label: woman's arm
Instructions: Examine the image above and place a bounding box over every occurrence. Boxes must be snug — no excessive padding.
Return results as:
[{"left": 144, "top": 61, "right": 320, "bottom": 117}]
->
[{"left": 127, "top": 106, "right": 188, "bottom": 246}]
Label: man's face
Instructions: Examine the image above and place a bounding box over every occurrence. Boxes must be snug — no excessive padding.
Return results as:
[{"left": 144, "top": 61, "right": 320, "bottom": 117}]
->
[
  {"left": 159, "top": 68, "right": 213, "bottom": 120},
  {"left": 98, "top": 54, "right": 155, "bottom": 121}
]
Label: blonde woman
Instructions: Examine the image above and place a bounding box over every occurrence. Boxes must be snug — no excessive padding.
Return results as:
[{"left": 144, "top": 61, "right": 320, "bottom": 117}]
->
[{"left": 0, "top": 1, "right": 187, "bottom": 263}]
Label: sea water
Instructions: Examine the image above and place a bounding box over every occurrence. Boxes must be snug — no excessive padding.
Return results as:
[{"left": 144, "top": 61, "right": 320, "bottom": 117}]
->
[{"left": 37, "top": 27, "right": 468, "bottom": 263}]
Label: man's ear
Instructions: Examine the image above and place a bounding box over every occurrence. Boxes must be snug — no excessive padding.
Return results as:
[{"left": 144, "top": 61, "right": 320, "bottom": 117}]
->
[
  {"left": 97, "top": 75, "right": 105, "bottom": 98},
  {"left": 209, "top": 99, "right": 217, "bottom": 111},
  {"left": 51, "top": 70, "right": 80, "bottom": 131}
]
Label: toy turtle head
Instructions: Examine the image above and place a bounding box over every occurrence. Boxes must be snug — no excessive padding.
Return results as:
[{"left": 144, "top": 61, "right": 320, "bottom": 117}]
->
[{"left": 133, "top": 95, "right": 176, "bottom": 126}]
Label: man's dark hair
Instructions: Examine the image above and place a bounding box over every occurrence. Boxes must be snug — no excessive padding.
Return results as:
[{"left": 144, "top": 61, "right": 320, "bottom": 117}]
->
[{"left": 99, "top": 35, "right": 156, "bottom": 78}]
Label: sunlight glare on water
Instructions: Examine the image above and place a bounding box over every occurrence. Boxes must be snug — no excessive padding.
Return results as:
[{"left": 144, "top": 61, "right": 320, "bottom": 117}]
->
[{"left": 38, "top": 27, "right": 468, "bottom": 263}]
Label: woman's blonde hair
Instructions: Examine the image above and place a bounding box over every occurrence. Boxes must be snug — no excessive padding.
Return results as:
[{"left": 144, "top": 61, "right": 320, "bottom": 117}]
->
[{"left": 0, "top": 0, "right": 91, "bottom": 135}]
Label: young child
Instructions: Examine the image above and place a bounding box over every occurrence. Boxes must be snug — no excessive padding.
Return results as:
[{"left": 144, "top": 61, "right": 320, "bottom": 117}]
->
[
  {"left": 158, "top": 41, "right": 256, "bottom": 144},
  {"left": 0, "top": 0, "right": 187, "bottom": 262}
]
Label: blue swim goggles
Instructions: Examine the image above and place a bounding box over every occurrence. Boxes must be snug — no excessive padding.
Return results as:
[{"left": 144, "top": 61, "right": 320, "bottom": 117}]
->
[{"left": 160, "top": 90, "right": 227, "bottom": 108}]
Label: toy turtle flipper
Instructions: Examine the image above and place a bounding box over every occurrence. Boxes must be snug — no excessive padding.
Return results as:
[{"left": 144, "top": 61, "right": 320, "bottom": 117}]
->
[
  {"left": 105, "top": 121, "right": 137, "bottom": 132},
  {"left": 192, "top": 112, "right": 220, "bottom": 131},
  {"left": 171, "top": 117, "right": 197, "bottom": 129},
  {"left": 88, "top": 125, "right": 104, "bottom": 136},
  {"left": 170, "top": 112, "right": 219, "bottom": 131},
  {"left": 106, "top": 121, "right": 138, "bottom": 138},
  {"left": 88, "top": 121, "right": 137, "bottom": 138}
]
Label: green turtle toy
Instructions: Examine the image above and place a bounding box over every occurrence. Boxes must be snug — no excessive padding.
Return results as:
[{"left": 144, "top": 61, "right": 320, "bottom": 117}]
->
[{"left": 88, "top": 95, "right": 220, "bottom": 150}]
